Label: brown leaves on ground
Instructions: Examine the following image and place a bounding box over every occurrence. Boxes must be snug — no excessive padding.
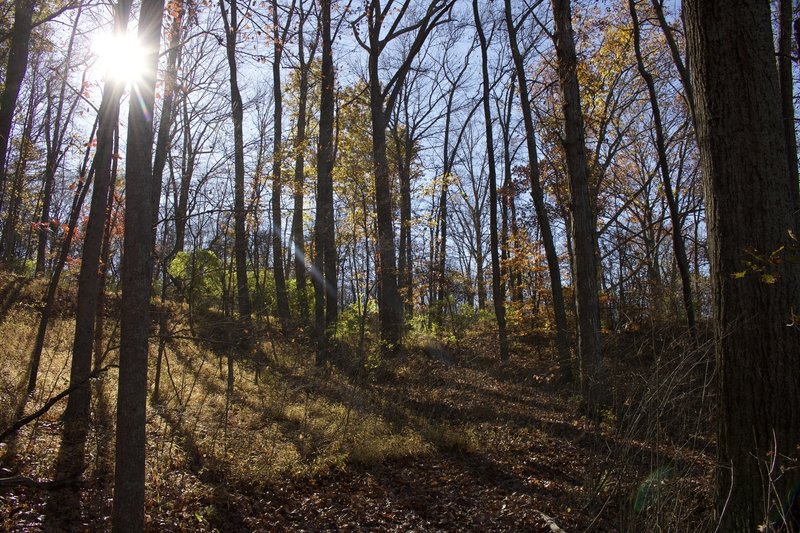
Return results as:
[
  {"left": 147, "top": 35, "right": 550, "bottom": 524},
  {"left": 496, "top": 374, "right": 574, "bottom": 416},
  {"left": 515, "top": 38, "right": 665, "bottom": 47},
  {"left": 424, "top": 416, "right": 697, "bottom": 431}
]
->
[{"left": 0, "top": 297, "right": 713, "bottom": 531}]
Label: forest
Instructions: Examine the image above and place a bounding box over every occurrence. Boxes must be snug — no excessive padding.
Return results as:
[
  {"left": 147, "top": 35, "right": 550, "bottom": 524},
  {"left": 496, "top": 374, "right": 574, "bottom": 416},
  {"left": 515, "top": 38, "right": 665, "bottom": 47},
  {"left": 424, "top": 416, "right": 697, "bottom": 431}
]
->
[{"left": 0, "top": 0, "right": 798, "bottom": 530}]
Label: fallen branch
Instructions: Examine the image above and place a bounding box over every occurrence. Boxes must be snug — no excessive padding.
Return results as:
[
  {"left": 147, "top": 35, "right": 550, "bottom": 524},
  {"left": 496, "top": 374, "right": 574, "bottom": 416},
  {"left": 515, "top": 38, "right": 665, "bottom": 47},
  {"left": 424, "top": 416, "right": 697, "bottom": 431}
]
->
[
  {"left": 0, "top": 364, "right": 118, "bottom": 443},
  {"left": 0, "top": 471, "right": 84, "bottom": 491},
  {"left": 537, "top": 511, "right": 567, "bottom": 533}
]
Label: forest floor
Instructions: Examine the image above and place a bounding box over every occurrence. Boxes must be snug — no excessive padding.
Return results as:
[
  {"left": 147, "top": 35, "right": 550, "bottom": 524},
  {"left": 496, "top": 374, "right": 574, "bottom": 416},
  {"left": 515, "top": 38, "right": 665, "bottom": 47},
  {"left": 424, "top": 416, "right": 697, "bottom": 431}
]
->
[{"left": 0, "top": 273, "right": 715, "bottom": 531}]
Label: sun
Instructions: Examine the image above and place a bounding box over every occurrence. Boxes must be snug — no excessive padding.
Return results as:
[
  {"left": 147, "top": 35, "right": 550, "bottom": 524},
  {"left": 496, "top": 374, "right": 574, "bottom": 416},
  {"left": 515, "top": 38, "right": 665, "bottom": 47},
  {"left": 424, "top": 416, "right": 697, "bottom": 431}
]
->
[{"left": 92, "top": 31, "right": 148, "bottom": 86}]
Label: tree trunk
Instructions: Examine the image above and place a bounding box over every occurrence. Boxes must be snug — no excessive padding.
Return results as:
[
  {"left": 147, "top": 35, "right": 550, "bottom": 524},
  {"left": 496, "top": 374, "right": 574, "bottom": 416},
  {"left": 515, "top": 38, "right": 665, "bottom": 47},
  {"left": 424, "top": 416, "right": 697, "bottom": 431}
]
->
[
  {"left": 314, "top": 0, "right": 336, "bottom": 362},
  {"left": 62, "top": 3, "right": 130, "bottom": 423},
  {"left": 27, "top": 118, "right": 98, "bottom": 393},
  {"left": 779, "top": 0, "right": 800, "bottom": 221},
  {"left": 684, "top": 0, "right": 800, "bottom": 529},
  {"left": 271, "top": 0, "right": 291, "bottom": 327},
  {"left": 220, "top": 0, "right": 252, "bottom": 323},
  {"left": 0, "top": 0, "right": 35, "bottom": 212},
  {"left": 291, "top": 3, "right": 313, "bottom": 327},
  {"left": 150, "top": 0, "right": 184, "bottom": 248},
  {"left": 551, "top": 0, "right": 602, "bottom": 413},
  {"left": 36, "top": 8, "right": 82, "bottom": 275},
  {"left": 111, "top": 0, "right": 163, "bottom": 525},
  {"left": 1, "top": 59, "right": 37, "bottom": 264},
  {"left": 473, "top": 0, "right": 508, "bottom": 360},
  {"left": 506, "top": 0, "right": 572, "bottom": 381},
  {"left": 629, "top": 0, "right": 696, "bottom": 342}
]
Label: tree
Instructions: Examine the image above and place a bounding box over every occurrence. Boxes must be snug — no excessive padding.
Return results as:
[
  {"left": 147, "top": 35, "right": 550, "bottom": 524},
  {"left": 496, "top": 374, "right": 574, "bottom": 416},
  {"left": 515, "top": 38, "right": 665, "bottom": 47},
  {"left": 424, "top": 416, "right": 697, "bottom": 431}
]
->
[
  {"left": 314, "top": 0, "right": 337, "bottom": 361},
  {"left": 550, "top": 0, "right": 603, "bottom": 413},
  {"left": 219, "top": 0, "right": 253, "bottom": 323},
  {"left": 35, "top": 6, "right": 83, "bottom": 275},
  {"left": 290, "top": 0, "right": 317, "bottom": 326},
  {"left": 629, "top": 0, "right": 696, "bottom": 341},
  {"left": 270, "top": 0, "right": 294, "bottom": 327},
  {"left": 778, "top": 0, "right": 799, "bottom": 221},
  {"left": 684, "top": 0, "right": 800, "bottom": 529},
  {"left": 111, "top": 0, "right": 164, "bottom": 526},
  {"left": 505, "top": 0, "right": 572, "bottom": 380},
  {"left": 472, "top": 0, "right": 508, "bottom": 360},
  {"left": 62, "top": 0, "right": 131, "bottom": 428},
  {"left": 0, "top": 0, "right": 36, "bottom": 217}
]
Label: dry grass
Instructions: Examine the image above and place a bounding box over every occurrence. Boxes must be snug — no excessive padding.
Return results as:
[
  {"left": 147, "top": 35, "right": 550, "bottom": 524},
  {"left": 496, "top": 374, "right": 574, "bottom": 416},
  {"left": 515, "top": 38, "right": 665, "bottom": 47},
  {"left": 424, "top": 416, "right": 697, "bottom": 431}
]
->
[
  {"left": 0, "top": 274, "right": 715, "bottom": 531},
  {"left": 0, "top": 281, "right": 477, "bottom": 529}
]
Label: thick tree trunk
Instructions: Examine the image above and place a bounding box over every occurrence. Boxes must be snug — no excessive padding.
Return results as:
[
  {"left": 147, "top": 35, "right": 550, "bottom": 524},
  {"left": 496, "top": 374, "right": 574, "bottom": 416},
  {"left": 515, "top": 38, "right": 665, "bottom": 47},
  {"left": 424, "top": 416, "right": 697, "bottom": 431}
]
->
[
  {"left": 505, "top": 0, "right": 572, "bottom": 381},
  {"left": 778, "top": 0, "right": 800, "bottom": 220},
  {"left": 369, "top": 82, "right": 403, "bottom": 354},
  {"left": 684, "top": 1, "right": 800, "bottom": 529},
  {"left": 111, "top": 0, "right": 163, "bottom": 525},
  {"left": 551, "top": 0, "right": 603, "bottom": 413},
  {"left": 473, "top": 0, "right": 508, "bottom": 360}
]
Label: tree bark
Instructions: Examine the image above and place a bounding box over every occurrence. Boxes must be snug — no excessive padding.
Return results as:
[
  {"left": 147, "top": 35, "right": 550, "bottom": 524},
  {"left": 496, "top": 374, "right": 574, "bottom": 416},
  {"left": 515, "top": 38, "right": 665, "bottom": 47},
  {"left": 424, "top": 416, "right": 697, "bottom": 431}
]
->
[
  {"left": 27, "top": 118, "right": 98, "bottom": 393},
  {"left": 314, "top": 0, "right": 337, "bottom": 362},
  {"left": 684, "top": 0, "right": 800, "bottom": 529},
  {"left": 36, "top": 7, "right": 82, "bottom": 275},
  {"left": 111, "top": 0, "right": 163, "bottom": 525},
  {"left": 472, "top": 0, "right": 508, "bottom": 360},
  {"left": 778, "top": 0, "right": 800, "bottom": 221},
  {"left": 551, "top": 0, "right": 603, "bottom": 413},
  {"left": 271, "top": 0, "right": 292, "bottom": 327},
  {"left": 0, "top": 0, "right": 35, "bottom": 214},
  {"left": 629, "top": 0, "right": 696, "bottom": 341},
  {"left": 505, "top": 0, "right": 572, "bottom": 381},
  {"left": 62, "top": 2, "right": 131, "bottom": 423},
  {"left": 220, "top": 0, "right": 252, "bottom": 323},
  {"left": 291, "top": 1, "right": 314, "bottom": 327}
]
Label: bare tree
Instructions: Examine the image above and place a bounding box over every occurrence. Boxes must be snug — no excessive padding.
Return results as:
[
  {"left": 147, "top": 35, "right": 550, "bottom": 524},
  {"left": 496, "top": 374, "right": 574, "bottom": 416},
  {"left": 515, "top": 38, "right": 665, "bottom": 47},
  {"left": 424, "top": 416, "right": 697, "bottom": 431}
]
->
[
  {"left": 353, "top": 0, "right": 455, "bottom": 355},
  {"left": 219, "top": 0, "right": 253, "bottom": 322},
  {"left": 472, "top": 0, "right": 508, "bottom": 360},
  {"left": 111, "top": 0, "right": 164, "bottom": 525}
]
